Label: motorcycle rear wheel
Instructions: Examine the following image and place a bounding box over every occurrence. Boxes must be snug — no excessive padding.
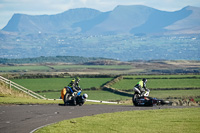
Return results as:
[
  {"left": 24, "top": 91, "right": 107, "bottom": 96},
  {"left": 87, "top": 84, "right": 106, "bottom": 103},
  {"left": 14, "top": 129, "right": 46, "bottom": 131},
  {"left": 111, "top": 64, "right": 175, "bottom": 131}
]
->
[
  {"left": 64, "top": 93, "right": 71, "bottom": 106},
  {"left": 132, "top": 94, "right": 139, "bottom": 106}
]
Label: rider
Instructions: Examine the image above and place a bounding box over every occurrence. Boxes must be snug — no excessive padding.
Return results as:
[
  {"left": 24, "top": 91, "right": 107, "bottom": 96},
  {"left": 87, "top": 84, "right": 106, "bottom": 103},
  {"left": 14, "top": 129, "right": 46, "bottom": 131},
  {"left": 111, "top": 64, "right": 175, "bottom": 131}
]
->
[
  {"left": 65, "top": 77, "right": 81, "bottom": 105},
  {"left": 133, "top": 78, "right": 148, "bottom": 97},
  {"left": 67, "top": 77, "right": 81, "bottom": 95}
]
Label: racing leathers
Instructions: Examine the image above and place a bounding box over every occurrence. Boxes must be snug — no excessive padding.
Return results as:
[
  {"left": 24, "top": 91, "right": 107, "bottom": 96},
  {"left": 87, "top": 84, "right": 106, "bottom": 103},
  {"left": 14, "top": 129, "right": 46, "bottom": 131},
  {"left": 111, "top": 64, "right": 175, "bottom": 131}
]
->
[
  {"left": 67, "top": 78, "right": 79, "bottom": 95},
  {"left": 133, "top": 79, "right": 148, "bottom": 97},
  {"left": 65, "top": 78, "right": 81, "bottom": 105}
]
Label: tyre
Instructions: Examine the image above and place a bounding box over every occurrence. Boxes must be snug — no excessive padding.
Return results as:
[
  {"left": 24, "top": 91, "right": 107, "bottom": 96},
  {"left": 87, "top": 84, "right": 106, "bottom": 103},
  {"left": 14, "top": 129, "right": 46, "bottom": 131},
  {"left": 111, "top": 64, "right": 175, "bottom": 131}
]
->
[
  {"left": 73, "top": 97, "right": 77, "bottom": 106},
  {"left": 132, "top": 94, "right": 139, "bottom": 106},
  {"left": 64, "top": 93, "right": 70, "bottom": 105}
]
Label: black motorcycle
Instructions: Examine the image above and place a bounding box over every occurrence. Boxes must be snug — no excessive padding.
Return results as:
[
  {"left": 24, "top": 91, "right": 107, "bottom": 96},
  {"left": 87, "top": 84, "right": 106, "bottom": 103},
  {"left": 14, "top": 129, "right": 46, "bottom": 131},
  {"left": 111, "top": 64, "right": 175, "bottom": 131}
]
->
[
  {"left": 64, "top": 87, "right": 88, "bottom": 106},
  {"left": 132, "top": 90, "right": 171, "bottom": 106}
]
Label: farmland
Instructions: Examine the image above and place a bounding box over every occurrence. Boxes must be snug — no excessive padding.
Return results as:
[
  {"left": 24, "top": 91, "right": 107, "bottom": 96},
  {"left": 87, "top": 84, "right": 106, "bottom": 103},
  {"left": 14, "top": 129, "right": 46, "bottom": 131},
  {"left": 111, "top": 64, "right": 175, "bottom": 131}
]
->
[
  {"left": 111, "top": 75, "right": 200, "bottom": 90},
  {"left": 1, "top": 60, "right": 200, "bottom": 102},
  {"left": 9, "top": 74, "right": 200, "bottom": 101},
  {"left": 0, "top": 62, "right": 200, "bottom": 133},
  {"left": 11, "top": 77, "right": 113, "bottom": 91},
  {"left": 1, "top": 60, "right": 200, "bottom": 75}
]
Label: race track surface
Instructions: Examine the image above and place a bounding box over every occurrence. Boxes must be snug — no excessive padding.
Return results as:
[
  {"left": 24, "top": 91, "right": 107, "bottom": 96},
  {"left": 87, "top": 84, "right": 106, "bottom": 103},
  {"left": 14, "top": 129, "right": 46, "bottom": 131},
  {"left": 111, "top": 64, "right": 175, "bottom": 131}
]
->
[{"left": 0, "top": 104, "right": 191, "bottom": 133}]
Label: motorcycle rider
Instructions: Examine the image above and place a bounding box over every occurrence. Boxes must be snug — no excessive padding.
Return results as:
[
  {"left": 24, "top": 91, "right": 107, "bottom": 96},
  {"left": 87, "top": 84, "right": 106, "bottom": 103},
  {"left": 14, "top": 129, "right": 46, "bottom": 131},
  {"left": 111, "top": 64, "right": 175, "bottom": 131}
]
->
[
  {"left": 133, "top": 78, "right": 148, "bottom": 97},
  {"left": 67, "top": 77, "right": 81, "bottom": 95},
  {"left": 64, "top": 77, "right": 81, "bottom": 105}
]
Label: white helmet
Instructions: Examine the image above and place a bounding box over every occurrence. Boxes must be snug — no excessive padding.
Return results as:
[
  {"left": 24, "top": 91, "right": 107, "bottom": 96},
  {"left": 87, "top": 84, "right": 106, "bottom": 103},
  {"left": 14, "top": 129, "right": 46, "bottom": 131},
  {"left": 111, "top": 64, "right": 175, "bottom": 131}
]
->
[{"left": 82, "top": 93, "right": 88, "bottom": 99}]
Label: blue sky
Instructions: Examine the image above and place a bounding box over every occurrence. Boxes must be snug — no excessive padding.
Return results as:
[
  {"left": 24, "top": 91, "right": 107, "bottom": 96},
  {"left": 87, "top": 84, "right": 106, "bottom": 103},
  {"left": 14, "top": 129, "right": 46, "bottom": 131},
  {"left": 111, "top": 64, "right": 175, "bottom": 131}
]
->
[{"left": 0, "top": 0, "right": 200, "bottom": 29}]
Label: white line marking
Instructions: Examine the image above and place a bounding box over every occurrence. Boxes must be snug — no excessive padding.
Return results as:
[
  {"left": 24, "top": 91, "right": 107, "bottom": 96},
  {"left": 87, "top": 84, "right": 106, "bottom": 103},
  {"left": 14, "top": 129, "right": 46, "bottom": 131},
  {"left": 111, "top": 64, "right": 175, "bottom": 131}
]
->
[{"left": 30, "top": 122, "right": 55, "bottom": 133}]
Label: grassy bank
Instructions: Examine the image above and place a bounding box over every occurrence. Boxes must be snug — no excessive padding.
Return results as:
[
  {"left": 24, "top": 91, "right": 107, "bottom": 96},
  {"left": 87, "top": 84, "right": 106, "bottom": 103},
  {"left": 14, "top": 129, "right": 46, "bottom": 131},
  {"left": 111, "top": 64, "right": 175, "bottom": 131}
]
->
[
  {"left": 35, "top": 108, "right": 200, "bottom": 133},
  {"left": 0, "top": 96, "right": 62, "bottom": 105},
  {"left": 0, "top": 81, "right": 62, "bottom": 105}
]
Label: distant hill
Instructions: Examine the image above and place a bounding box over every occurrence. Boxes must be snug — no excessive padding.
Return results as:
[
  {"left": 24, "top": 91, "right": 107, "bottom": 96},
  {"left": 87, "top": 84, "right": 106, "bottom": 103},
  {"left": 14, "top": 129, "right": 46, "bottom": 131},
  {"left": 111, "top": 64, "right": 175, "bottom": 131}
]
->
[
  {"left": 2, "top": 5, "right": 200, "bottom": 34},
  {"left": 0, "top": 56, "right": 113, "bottom": 64},
  {"left": 2, "top": 8, "right": 101, "bottom": 33}
]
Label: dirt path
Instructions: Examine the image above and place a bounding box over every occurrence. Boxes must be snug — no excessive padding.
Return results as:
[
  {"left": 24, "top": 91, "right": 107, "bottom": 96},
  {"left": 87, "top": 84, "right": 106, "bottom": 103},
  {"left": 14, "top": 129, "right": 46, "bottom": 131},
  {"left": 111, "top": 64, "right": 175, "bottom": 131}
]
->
[{"left": 0, "top": 104, "right": 192, "bottom": 133}]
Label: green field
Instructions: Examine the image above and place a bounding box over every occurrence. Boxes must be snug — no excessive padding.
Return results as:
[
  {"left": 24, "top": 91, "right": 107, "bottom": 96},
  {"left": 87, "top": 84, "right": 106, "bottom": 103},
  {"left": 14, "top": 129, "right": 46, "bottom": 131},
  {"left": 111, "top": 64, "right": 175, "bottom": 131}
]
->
[
  {"left": 124, "top": 75, "right": 200, "bottom": 79},
  {"left": 0, "top": 64, "right": 132, "bottom": 72},
  {"left": 36, "top": 108, "right": 200, "bottom": 133},
  {"left": 0, "top": 65, "right": 50, "bottom": 72},
  {"left": 111, "top": 75, "right": 200, "bottom": 90},
  {"left": 11, "top": 77, "right": 113, "bottom": 91},
  {"left": 1, "top": 60, "right": 199, "bottom": 75},
  {"left": 9, "top": 75, "right": 200, "bottom": 101},
  {"left": 50, "top": 64, "right": 132, "bottom": 70}
]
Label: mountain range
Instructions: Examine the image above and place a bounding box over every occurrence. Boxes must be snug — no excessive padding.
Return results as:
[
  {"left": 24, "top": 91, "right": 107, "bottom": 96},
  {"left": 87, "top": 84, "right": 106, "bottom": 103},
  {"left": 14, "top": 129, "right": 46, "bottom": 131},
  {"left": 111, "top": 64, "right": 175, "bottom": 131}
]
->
[
  {"left": 2, "top": 5, "right": 200, "bottom": 35},
  {"left": 0, "top": 5, "right": 199, "bottom": 61}
]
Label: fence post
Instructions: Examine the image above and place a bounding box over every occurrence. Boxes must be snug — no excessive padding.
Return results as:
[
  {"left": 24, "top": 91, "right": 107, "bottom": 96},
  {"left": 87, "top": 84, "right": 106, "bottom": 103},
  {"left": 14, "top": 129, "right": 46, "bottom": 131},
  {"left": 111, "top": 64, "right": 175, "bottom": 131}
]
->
[{"left": 9, "top": 81, "right": 11, "bottom": 89}]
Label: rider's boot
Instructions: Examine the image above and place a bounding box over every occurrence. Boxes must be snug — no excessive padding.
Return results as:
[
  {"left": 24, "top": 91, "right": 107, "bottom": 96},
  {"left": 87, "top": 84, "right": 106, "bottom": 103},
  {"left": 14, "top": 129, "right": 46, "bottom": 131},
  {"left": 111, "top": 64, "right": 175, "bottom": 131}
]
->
[
  {"left": 73, "top": 95, "right": 77, "bottom": 105},
  {"left": 141, "top": 92, "right": 145, "bottom": 97}
]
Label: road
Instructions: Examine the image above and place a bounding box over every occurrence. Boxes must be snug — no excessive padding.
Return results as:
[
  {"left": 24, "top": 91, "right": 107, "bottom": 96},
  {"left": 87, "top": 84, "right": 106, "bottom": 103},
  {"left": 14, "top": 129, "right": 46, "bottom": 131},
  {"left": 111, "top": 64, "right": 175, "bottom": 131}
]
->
[{"left": 0, "top": 104, "right": 190, "bottom": 133}]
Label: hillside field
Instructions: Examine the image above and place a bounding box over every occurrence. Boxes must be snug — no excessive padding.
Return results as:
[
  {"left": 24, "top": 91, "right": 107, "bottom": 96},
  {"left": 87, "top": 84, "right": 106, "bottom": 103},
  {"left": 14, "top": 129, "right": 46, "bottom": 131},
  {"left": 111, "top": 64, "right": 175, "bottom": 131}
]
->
[
  {"left": 1, "top": 60, "right": 200, "bottom": 75},
  {"left": 10, "top": 75, "right": 200, "bottom": 101},
  {"left": 111, "top": 75, "right": 200, "bottom": 90}
]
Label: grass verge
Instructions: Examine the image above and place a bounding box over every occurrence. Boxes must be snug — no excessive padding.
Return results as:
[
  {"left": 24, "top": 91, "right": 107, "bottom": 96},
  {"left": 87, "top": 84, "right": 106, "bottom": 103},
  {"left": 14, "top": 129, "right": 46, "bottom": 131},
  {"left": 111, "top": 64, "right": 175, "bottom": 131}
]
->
[
  {"left": 35, "top": 108, "right": 200, "bottom": 133},
  {"left": 0, "top": 96, "right": 62, "bottom": 105},
  {"left": 0, "top": 81, "right": 62, "bottom": 105}
]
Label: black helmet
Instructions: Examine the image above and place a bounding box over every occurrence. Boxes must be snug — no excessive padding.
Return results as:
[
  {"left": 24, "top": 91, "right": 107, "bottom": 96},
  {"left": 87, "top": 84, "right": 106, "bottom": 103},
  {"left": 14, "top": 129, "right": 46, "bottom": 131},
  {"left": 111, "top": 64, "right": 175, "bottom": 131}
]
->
[{"left": 142, "top": 78, "right": 147, "bottom": 82}]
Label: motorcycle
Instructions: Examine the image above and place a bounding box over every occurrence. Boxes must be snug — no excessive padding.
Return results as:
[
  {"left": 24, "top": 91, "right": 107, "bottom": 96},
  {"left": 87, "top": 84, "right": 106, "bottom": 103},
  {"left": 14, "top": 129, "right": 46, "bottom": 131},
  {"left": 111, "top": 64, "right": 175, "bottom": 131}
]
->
[
  {"left": 132, "top": 89, "right": 171, "bottom": 106},
  {"left": 61, "top": 86, "right": 88, "bottom": 106}
]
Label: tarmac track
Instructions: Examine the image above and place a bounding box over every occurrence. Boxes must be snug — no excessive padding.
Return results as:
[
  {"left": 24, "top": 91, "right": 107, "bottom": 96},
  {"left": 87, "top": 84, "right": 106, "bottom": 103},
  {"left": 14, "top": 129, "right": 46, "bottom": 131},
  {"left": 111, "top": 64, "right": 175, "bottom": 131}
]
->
[{"left": 0, "top": 104, "right": 192, "bottom": 133}]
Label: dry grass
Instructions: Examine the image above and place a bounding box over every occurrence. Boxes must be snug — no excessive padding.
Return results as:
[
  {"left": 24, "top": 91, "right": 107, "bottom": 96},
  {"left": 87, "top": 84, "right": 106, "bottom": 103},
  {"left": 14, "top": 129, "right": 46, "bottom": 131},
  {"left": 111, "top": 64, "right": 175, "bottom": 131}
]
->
[
  {"left": 0, "top": 81, "right": 31, "bottom": 98},
  {"left": 0, "top": 81, "right": 63, "bottom": 104}
]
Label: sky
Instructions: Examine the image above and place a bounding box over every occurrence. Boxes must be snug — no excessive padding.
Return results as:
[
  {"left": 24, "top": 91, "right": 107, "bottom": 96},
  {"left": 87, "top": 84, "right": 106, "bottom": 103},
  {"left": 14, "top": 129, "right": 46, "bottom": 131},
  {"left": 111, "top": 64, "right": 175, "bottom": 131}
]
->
[{"left": 0, "top": 0, "right": 200, "bottom": 29}]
